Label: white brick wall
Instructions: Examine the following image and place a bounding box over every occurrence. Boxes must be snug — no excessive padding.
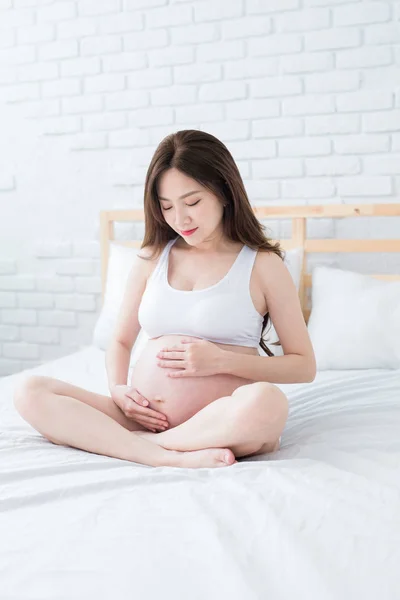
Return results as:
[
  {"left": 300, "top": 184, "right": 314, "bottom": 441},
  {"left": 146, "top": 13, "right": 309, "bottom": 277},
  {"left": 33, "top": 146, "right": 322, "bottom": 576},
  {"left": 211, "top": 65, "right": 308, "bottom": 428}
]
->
[{"left": 0, "top": 0, "right": 400, "bottom": 376}]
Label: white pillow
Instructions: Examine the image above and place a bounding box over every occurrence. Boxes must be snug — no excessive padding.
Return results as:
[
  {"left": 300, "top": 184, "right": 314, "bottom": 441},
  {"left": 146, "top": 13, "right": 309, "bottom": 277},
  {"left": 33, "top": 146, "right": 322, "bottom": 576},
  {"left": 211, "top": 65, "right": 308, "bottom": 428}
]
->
[
  {"left": 307, "top": 265, "right": 400, "bottom": 370},
  {"left": 93, "top": 242, "right": 304, "bottom": 362}
]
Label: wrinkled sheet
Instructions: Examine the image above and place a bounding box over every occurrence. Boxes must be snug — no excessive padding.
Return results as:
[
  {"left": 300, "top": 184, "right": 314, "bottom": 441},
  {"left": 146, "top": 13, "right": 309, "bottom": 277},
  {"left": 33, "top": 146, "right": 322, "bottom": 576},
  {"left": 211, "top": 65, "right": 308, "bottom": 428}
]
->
[{"left": 1, "top": 346, "right": 400, "bottom": 600}]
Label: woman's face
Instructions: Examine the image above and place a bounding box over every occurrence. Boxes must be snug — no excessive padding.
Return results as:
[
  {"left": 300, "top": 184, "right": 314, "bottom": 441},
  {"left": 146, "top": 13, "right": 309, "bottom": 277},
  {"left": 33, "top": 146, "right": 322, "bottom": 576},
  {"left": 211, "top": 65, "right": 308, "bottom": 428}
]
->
[{"left": 157, "top": 168, "right": 225, "bottom": 246}]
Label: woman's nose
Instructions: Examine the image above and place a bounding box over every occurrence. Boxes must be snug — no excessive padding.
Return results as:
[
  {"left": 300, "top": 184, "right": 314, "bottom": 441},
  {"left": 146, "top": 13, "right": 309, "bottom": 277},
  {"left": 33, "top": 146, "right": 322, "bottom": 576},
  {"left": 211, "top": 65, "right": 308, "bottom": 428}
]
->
[{"left": 175, "top": 210, "right": 191, "bottom": 227}]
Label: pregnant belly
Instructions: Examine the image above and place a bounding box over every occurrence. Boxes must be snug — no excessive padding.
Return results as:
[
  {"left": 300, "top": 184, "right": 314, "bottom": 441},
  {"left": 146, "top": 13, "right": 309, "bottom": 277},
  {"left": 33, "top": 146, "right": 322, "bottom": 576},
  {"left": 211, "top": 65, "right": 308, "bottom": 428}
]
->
[{"left": 130, "top": 335, "right": 256, "bottom": 427}]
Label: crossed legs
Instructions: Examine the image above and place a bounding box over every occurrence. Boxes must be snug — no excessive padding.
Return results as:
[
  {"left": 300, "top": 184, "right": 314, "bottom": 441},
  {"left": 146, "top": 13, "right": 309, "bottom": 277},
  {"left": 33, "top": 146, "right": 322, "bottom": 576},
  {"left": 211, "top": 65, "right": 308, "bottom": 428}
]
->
[{"left": 13, "top": 377, "right": 288, "bottom": 468}]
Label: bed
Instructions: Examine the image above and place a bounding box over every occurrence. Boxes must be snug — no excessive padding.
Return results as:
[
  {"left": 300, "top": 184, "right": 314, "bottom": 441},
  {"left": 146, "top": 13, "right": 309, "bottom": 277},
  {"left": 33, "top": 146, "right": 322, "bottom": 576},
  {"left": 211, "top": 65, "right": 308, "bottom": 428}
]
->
[{"left": 1, "top": 204, "right": 400, "bottom": 600}]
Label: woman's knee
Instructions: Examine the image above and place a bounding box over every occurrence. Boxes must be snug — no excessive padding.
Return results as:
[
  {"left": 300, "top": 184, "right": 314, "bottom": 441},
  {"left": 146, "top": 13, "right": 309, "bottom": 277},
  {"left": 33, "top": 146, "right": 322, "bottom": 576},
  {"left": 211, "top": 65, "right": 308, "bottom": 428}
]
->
[
  {"left": 13, "top": 375, "right": 50, "bottom": 414},
  {"left": 232, "top": 382, "right": 289, "bottom": 427}
]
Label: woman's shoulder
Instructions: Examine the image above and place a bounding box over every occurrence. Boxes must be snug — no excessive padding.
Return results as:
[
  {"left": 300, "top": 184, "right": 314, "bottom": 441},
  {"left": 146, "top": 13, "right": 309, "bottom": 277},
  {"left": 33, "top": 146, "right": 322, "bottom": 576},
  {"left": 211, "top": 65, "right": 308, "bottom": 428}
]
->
[
  {"left": 137, "top": 238, "right": 175, "bottom": 280},
  {"left": 137, "top": 238, "right": 174, "bottom": 261},
  {"left": 137, "top": 245, "right": 158, "bottom": 261}
]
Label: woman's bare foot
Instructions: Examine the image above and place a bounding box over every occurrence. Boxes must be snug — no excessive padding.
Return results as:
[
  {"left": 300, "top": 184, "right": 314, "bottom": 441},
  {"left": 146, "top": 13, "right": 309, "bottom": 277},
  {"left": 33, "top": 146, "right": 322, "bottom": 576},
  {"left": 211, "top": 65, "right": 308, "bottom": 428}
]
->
[
  {"left": 172, "top": 447, "right": 237, "bottom": 468},
  {"left": 134, "top": 431, "right": 236, "bottom": 468}
]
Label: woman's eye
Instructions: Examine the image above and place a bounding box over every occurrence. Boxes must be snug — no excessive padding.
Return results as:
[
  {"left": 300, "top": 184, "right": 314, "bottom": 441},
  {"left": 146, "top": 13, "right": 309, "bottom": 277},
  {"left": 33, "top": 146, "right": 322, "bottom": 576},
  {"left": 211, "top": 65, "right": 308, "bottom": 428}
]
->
[{"left": 162, "top": 200, "right": 201, "bottom": 211}]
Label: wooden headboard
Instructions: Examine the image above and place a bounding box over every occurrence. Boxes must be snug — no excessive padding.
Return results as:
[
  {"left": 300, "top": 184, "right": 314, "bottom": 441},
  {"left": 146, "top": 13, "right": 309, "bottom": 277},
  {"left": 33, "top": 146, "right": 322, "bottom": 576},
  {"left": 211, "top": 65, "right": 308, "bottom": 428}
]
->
[{"left": 99, "top": 203, "right": 400, "bottom": 324}]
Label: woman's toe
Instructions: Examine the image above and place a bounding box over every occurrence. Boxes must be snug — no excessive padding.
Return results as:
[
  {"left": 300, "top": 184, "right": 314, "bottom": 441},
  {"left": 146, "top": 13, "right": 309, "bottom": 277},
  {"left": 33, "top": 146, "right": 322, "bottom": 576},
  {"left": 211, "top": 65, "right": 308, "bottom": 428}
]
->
[{"left": 221, "top": 448, "right": 235, "bottom": 465}]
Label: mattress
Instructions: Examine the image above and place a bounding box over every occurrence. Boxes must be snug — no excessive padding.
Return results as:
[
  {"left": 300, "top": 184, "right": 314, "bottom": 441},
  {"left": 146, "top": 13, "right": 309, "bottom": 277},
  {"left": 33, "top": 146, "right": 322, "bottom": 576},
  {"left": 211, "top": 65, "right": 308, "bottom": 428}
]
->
[{"left": 1, "top": 346, "right": 400, "bottom": 600}]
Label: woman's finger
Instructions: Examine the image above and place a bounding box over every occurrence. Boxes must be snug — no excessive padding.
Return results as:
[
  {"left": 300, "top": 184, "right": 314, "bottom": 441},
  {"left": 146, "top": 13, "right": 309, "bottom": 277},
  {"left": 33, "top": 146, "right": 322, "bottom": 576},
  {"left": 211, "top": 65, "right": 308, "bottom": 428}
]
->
[
  {"left": 158, "top": 351, "right": 185, "bottom": 360},
  {"left": 125, "top": 391, "right": 149, "bottom": 407},
  {"left": 157, "top": 361, "right": 187, "bottom": 369},
  {"left": 131, "top": 403, "right": 169, "bottom": 420},
  {"left": 128, "top": 412, "right": 168, "bottom": 426},
  {"left": 135, "top": 421, "right": 157, "bottom": 432},
  {"left": 125, "top": 395, "right": 168, "bottom": 420},
  {"left": 136, "top": 415, "right": 169, "bottom": 428},
  {"left": 135, "top": 417, "right": 167, "bottom": 431}
]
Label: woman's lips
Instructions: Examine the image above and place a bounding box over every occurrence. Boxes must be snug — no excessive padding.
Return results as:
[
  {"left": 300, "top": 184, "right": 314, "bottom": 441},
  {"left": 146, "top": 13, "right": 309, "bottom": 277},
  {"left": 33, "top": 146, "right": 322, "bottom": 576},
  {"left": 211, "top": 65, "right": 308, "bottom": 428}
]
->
[{"left": 180, "top": 228, "right": 198, "bottom": 236}]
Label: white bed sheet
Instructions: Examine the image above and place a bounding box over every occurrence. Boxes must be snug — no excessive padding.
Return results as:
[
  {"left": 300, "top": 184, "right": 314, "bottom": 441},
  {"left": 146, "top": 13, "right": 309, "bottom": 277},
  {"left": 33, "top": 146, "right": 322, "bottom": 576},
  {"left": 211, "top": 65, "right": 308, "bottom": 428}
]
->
[{"left": 1, "top": 346, "right": 400, "bottom": 600}]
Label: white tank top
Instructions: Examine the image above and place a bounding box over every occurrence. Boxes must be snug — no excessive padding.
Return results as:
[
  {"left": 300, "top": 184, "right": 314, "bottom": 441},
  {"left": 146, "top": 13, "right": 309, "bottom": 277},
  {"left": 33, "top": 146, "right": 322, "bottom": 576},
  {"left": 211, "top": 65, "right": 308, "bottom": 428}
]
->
[{"left": 138, "top": 236, "right": 264, "bottom": 348}]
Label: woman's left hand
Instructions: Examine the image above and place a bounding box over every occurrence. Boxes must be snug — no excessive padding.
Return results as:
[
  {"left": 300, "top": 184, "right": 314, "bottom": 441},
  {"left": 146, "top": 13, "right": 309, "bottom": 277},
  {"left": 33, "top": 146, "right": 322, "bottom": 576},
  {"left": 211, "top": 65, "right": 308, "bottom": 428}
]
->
[{"left": 156, "top": 339, "right": 225, "bottom": 378}]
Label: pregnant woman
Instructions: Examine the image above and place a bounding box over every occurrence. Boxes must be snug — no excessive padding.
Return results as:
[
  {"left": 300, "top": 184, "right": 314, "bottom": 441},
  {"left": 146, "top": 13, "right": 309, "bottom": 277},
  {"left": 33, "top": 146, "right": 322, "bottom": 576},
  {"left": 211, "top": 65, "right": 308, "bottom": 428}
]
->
[{"left": 14, "top": 130, "right": 316, "bottom": 469}]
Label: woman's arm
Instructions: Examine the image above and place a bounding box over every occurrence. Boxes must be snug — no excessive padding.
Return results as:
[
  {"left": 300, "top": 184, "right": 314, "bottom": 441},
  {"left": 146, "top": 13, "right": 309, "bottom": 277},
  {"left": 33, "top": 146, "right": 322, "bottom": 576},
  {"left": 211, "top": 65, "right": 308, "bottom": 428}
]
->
[
  {"left": 221, "top": 250, "right": 316, "bottom": 384},
  {"left": 220, "top": 351, "right": 316, "bottom": 384},
  {"left": 104, "top": 248, "right": 154, "bottom": 393},
  {"left": 106, "top": 340, "right": 131, "bottom": 392}
]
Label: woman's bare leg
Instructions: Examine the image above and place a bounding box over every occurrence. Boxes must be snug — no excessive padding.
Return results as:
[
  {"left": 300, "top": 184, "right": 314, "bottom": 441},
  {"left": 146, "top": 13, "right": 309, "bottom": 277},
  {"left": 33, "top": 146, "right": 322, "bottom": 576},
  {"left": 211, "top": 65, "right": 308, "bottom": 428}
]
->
[
  {"left": 13, "top": 376, "right": 236, "bottom": 468},
  {"left": 136, "top": 382, "right": 288, "bottom": 458}
]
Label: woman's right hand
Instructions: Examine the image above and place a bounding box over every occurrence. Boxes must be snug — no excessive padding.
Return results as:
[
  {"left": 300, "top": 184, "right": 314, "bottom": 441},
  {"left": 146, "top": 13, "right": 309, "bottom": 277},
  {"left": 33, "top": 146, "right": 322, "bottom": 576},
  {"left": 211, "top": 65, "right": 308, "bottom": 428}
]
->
[{"left": 110, "top": 385, "right": 169, "bottom": 432}]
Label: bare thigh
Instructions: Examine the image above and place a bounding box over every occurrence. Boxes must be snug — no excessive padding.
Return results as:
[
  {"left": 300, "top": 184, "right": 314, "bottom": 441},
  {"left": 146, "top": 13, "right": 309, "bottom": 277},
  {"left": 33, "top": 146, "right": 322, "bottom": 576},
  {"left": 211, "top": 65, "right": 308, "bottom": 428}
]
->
[{"left": 33, "top": 376, "right": 146, "bottom": 433}]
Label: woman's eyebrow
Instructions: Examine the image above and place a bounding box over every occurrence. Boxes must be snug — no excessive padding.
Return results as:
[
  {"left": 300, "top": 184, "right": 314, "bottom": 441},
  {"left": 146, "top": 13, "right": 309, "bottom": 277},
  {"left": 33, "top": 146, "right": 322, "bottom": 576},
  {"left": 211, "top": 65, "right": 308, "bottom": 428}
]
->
[{"left": 159, "top": 190, "right": 202, "bottom": 201}]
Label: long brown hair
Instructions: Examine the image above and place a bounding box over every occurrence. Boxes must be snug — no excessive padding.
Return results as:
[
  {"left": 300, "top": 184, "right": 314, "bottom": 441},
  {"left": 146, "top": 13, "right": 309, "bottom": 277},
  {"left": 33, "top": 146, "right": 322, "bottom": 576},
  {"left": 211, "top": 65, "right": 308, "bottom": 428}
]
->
[{"left": 139, "top": 129, "right": 285, "bottom": 356}]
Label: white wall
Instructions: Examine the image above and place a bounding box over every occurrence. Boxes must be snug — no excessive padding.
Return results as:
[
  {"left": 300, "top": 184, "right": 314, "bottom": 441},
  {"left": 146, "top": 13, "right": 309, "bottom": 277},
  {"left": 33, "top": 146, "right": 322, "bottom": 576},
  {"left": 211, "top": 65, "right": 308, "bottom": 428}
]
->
[{"left": 0, "top": 0, "right": 399, "bottom": 376}]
